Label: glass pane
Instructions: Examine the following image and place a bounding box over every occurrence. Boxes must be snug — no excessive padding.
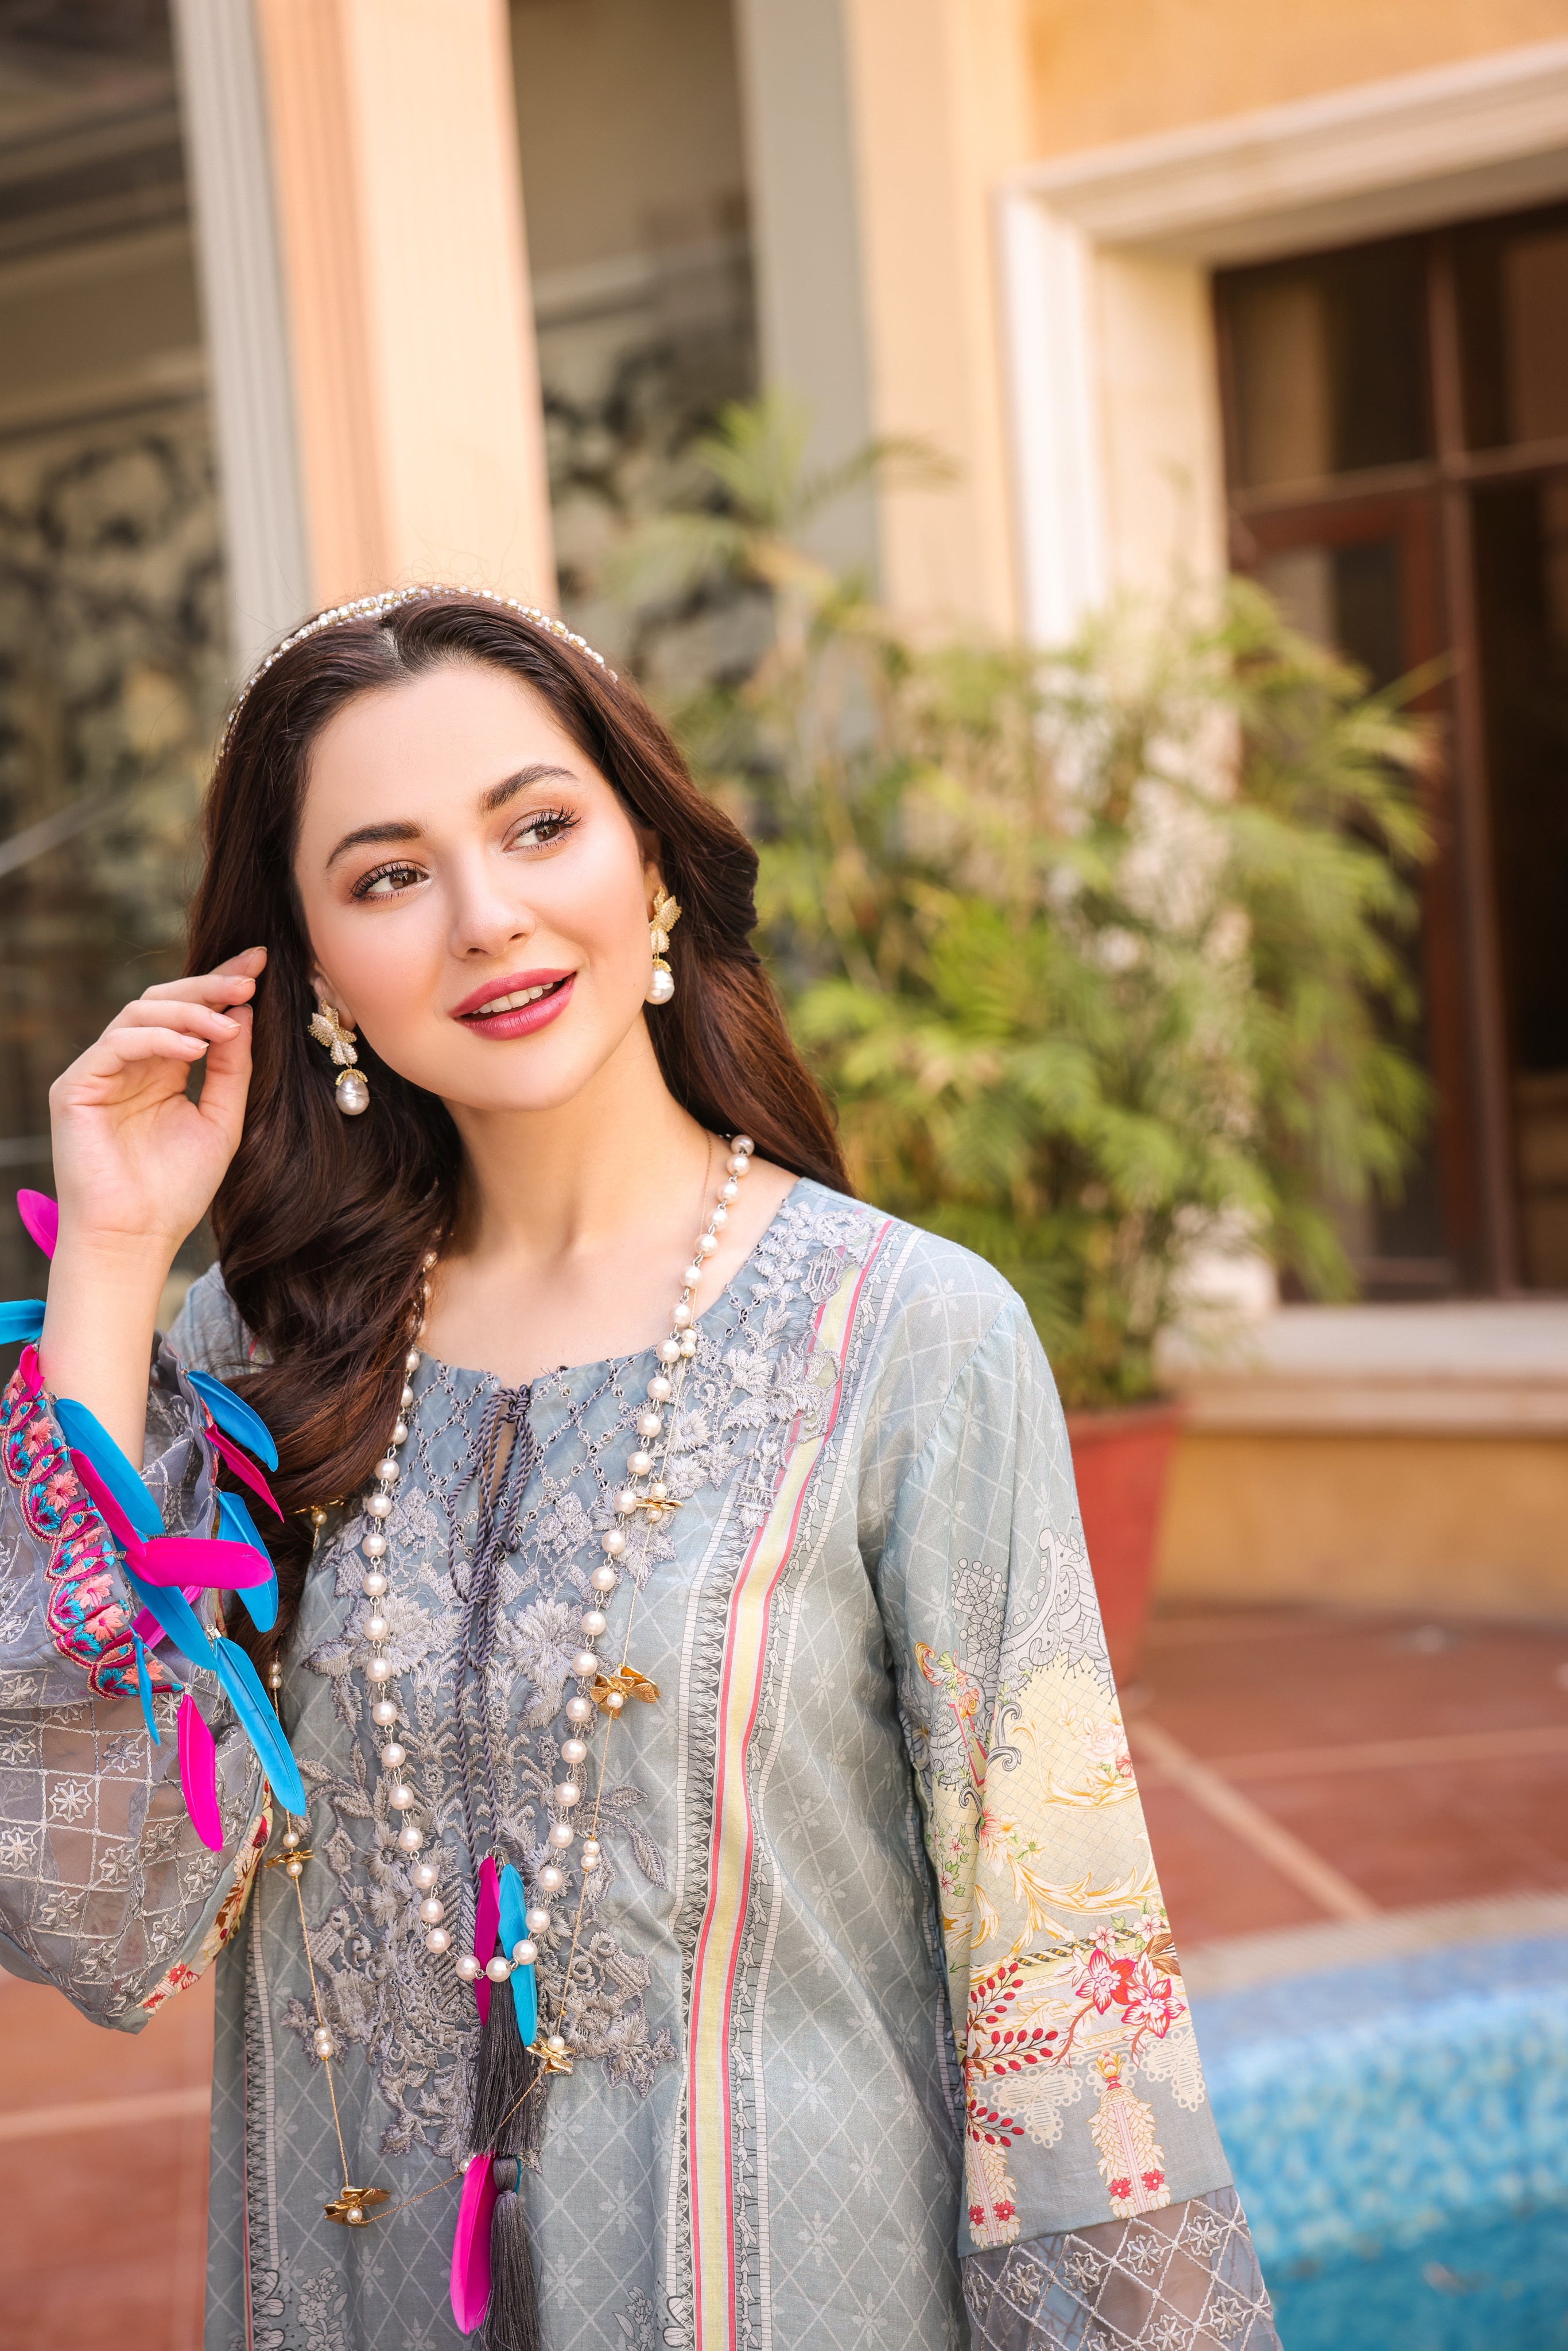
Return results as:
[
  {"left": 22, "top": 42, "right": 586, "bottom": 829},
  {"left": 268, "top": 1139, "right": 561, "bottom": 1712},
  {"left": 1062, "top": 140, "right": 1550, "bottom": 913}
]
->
[
  {"left": 1220, "top": 237, "right": 1431, "bottom": 491},
  {"left": 1470, "top": 473, "right": 1568, "bottom": 1289},
  {"left": 1257, "top": 535, "right": 1447, "bottom": 1283},
  {"left": 1457, "top": 202, "right": 1568, "bottom": 452},
  {"left": 0, "top": 10, "right": 225, "bottom": 1321}
]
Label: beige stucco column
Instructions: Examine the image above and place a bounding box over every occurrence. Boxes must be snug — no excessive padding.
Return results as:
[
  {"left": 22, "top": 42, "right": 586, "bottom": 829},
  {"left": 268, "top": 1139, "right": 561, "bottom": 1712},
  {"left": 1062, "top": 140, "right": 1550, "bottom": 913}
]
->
[
  {"left": 254, "top": 0, "right": 554, "bottom": 610},
  {"left": 837, "top": 0, "right": 1031, "bottom": 637}
]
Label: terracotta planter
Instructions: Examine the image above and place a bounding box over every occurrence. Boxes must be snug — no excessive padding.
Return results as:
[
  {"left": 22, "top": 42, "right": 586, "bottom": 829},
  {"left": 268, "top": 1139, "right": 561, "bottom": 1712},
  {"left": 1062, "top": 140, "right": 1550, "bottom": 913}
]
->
[{"left": 1063, "top": 1399, "right": 1184, "bottom": 1687}]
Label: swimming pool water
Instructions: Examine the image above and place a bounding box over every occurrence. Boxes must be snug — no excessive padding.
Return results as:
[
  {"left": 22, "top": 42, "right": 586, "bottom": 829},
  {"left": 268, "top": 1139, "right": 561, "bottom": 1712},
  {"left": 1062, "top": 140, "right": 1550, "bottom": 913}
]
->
[{"left": 1267, "top": 2199, "right": 1568, "bottom": 2351}]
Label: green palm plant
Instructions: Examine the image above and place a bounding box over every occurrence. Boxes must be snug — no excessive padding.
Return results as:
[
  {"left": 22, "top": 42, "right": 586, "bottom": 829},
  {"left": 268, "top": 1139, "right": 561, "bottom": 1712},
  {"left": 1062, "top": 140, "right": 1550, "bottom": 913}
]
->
[{"left": 614, "top": 404, "right": 1434, "bottom": 1409}]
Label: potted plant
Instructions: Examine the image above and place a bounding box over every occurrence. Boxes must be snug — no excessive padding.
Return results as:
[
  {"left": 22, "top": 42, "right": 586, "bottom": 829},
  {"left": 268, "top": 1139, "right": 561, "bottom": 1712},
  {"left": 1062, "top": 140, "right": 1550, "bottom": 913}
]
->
[{"left": 606, "top": 401, "right": 1433, "bottom": 1681}]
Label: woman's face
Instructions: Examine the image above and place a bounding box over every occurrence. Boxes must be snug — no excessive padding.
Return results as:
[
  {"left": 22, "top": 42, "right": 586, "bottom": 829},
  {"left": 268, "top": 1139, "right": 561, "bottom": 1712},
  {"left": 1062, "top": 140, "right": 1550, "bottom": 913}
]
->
[{"left": 293, "top": 659, "right": 663, "bottom": 1114}]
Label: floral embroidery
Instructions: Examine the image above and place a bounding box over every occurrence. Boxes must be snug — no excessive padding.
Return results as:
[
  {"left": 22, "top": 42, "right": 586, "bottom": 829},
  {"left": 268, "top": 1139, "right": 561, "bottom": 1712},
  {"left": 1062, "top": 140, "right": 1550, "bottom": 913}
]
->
[{"left": 0, "top": 1349, "right": 173, "bottom": 1700}]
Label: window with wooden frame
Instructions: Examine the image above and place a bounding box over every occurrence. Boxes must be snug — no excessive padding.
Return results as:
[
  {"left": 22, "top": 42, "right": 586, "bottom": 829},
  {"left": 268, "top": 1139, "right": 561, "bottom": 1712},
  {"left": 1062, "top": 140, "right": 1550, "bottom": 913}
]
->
[{"left": 1216, "top": 204, "right": 1568, "bottom": 1298}]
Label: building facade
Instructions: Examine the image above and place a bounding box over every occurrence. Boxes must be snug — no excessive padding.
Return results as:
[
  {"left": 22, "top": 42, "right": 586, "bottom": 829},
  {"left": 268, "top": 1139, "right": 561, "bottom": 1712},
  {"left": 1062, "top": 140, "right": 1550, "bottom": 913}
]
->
[{"left": 1, "top": 0, "right": 1564, "bottom": 1605}]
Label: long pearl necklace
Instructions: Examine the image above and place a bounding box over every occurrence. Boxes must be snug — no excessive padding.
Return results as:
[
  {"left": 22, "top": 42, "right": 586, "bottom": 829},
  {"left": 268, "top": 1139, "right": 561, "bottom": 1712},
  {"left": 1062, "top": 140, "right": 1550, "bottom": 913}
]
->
[{"left": 280, "top": 1132, "right": 755, "bottom": 2184}]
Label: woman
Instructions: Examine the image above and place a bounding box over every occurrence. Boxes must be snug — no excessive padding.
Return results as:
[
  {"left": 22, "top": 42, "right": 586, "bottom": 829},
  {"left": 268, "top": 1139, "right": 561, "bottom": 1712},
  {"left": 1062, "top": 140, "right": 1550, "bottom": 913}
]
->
[{"left": 0, "top": 589, "right": 1275, "bottom": 2351}]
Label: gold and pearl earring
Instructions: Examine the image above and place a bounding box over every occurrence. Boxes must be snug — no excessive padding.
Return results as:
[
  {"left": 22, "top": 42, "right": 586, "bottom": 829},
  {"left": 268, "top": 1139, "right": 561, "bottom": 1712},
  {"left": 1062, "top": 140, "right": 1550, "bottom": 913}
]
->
[
  {"left": 645, "top": 891, "right": 681, "bottom": 1006},
  {"left": 309, "top": 1001, "right": 370, "bottom": 1115}
]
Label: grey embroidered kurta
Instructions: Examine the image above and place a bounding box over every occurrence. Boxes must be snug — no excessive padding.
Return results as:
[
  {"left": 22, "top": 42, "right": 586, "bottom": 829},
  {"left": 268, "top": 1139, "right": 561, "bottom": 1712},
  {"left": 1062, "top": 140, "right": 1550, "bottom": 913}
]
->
[{"left": 0, "top": 1180, "right": 1275, "bottom": 2350}]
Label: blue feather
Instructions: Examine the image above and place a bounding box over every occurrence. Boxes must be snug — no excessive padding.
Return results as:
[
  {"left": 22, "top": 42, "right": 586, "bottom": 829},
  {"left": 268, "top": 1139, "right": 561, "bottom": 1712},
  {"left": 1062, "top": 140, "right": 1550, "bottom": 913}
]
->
[
  {"left": 497, "top": 1863, "right": 538, "bottom": 2043},
  {"left": 53, "top": 1399, "right": 162, "bottom": 1540},
  {"left": 210, "top": 1635, "right": 306, "bottom": 1814},
  {"left": 189, "top": 1369, "right": 280, "bottom": 1471},
  {"left": 0, "top": 1299, "right": 45, "bottom": 1341},
  {"left": 217, "top": 1493, "right": 278, "bottom": 1631},
  {"left": 133, "top": 1634, "right": 160, "bottom": 1744}
]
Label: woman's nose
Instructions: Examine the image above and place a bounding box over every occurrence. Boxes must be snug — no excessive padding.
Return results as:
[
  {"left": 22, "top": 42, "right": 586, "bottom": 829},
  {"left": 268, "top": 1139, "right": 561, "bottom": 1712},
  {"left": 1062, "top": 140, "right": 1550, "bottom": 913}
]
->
[{"left": 446, "top": 868, "right": 535, "bottom": 960}]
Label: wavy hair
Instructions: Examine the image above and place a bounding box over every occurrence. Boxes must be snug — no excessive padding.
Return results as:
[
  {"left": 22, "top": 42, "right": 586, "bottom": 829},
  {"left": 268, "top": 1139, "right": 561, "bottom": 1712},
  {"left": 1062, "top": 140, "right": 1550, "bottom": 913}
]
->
[{"left": 186, "top": 592, "right": 847, "bottom": 1671}]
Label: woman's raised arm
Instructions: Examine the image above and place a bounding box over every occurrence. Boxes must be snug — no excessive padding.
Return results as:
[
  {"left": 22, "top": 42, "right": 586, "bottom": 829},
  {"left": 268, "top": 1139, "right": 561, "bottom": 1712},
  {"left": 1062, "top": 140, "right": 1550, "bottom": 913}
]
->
[{"left": 38, "top": 946, "right": 265, "bottom": 1461}]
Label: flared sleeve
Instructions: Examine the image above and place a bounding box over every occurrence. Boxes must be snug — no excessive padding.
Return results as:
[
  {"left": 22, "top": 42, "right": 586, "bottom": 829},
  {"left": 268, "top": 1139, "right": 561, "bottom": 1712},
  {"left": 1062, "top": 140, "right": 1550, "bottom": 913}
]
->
[
  {"left": 874, "top": 1293, "right": 1278, "bottom": 2350},
  {"left": 0, "top": 1268, "right": 270, "bottom": 2028}
]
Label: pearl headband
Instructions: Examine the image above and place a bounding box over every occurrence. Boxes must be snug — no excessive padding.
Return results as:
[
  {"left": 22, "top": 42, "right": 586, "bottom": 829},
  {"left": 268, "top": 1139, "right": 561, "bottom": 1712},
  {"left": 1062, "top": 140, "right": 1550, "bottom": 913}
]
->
[{"left": 219, "top": 584, "right": 614, "bottom": 754}]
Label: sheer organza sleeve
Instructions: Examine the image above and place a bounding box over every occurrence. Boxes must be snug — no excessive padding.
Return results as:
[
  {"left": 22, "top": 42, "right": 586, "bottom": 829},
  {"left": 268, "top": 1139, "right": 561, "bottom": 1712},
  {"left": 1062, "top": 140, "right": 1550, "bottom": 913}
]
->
[
  {"left": 874, "top": 1295, "right": 1274, "bottom": 2341},
  {"left": 964, "top": 2187, "right": 1278, "bottom": 2349},
  {"left": 0, "top": 1271, "right": 269, "bottom": 2028}
]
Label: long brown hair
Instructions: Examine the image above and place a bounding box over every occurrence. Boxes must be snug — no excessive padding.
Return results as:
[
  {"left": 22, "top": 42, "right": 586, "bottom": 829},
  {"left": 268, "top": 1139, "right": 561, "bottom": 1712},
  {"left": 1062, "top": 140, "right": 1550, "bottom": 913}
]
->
[{"left": 187, "top": 592, "right": 847, "bottom": 1672}]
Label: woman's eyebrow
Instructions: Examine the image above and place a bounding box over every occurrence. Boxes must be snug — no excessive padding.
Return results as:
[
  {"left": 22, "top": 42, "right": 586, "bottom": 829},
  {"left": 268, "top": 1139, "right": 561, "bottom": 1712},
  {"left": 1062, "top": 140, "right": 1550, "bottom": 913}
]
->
[
  {"left": 478, "top": 762, "right": 576, "bottom": 814},
  {"left": 324, "top": 765, "right": 576, "bottom": 869}
]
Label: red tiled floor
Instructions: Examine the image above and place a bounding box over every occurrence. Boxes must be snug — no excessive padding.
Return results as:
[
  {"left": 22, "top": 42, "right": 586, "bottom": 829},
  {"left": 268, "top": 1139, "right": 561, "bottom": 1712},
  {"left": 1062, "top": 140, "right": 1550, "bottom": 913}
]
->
[
  {"left": 1245, "top": 1753, "right": 1568, "bottom": 1911},
  {"left": 1136, "top": 1782, "right": 1327, "bottom": 1947},
  {"left": 0, "top": 1969, "right": 212, "bottom": 2351}
]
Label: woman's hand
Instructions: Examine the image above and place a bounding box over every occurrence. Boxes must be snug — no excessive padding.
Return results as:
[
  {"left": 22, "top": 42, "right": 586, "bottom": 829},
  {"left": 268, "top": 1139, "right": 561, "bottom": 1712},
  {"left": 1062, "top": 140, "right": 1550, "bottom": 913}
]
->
[
  {"left": 48, "top": 946, "right": 265, "bottom": 1260},
  {"left": 38, "top": 946, "right": 266, "bottom": 1462}
]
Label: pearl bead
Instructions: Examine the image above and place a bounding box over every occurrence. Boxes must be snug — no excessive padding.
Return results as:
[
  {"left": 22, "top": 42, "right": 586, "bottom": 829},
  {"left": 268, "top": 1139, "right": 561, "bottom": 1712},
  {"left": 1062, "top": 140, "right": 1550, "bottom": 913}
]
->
[
  {"left": 525, "top": 1903, "right": 551, "bottom": 1934},
  {"left": 285, "top": 1856, "right": 305, "bottom": 1877},
  {"left": 710, "top": 1205, "right": 728, "bottom": 1228},
  {"left": 614, "top": 1487, "right": 638, "bottom": 1515},
  {"left": 697, "top": 1231, "right": 718, "bottom": 1257},
  {"left": 282, "top": 1829, "right": 301, "bottom": 1850},
  {"left": 571, "top": 1649, "right": 598, "bottom": 1678},
  {"left": 565, "top": 1696, "right": 592, "bottom": 1724},
  {"left": 363, "top": 1530, "right": 387, "bottom": 1559},
  {"left": 412, "top": 1860, "right": 438, "bottom": 1890},
  {"left": 405, "top": 1348, "right": 421, "bottom": 1374},
  {"left": 672, "top": 1302, "right": 693, "bottom": 1329},
  {"left": 601, "top": 1528, "right": 626, "bottom": 1557},
  {"left": 397, "top": 1823, "right": 423, "bottom": 1852},
  {"left": 486, "top": 1955, "right": 512, "bottom": 1982},
  {"left": 379, "top": 1740, "right": 405, "bottom": 1770},
  {"left": 365, "top": 1611, "right": 389, "bottom": 1641},
  {"left": 399, "top": 1384, "right": 414, "bottom": 1411},
  {"left": 548, "top": 1821, "right": 574, "bottom": 1849},
  {"left": 606, "top": 1690, "right": 625, "bottom": 1713},
  {"left": 537, "top": 1863, "right": 564, "bottom": 1894},
  {"left": 346, "top": 2203, "right": 368, "bottom": 2225},
  {"left": 646, "top": 965, "right": 674, "bottom": 1004},
  {"left": 679, "top": 1333, "right": 697, "bottom": 1357},
  {"left": 591, "top": 1565, "right": 619, "bottom": 1595},
  {"left": 647, "top": 1375, "right": 672, "bottom": 1402},
  {"left": 365, "top": 1492, "right": 393, "bottom": 1520},
  {"left": 512, "top": 1938, "right": 537, "bottom": 1968},
  {"left": 627, "top": 1450, "right": 653, "bottom": 1479},
  {"left": 372, "top": 1699, "right": 398, "bottom": 1727},
  {"left": 561, "top": 1736, "right": 588, "bottom": 1766},
  {"left": 637, "top": 1411, "right": 662, "bottom": 1439},
  {"left": 389, "top": 1784, "right": 416, "bottom": 1810},
  {"left": 657, "top": 1339, "right": 681, "bottom": 1365},
  {"left": 684, "top": 1262, "right": 705, "bottom": 1288},
  {"left": 580, "top": 1609, "right": 607, "bottom": 1640},
  {"left": 733, "top": 1134, "right": 754, "bottom": 1155},
  {"left": 581, "top": 1848, "right": 601, "bottom": 1871},
  {"left": 362, "top": 1569, "right": 388, "bottom": 1597},
  {"left": 546, "top": 2035, "right": 566, "bottom": 2054},
  {"left": 554, "top": 1779, "right": 581, "bottom": 1807},
  {"left": 314, "top": 2027, "right": 335, "bottom": 2057},
  {"left": 728, "top": 1154, "right": 750, "bottom": 1177},
  {"left": 649, "top": 1481, "right": 668, "bottom": 1503},
  {"left": 418, "top": 1895, "right": 444, "bottom": 1924},
  {"left": 721, "top": 1180, "right": 738, "bottom": 1203},
  {"left": 367, "top": 1656, "right": 395, "bottom": 1683},
  {"left": 336, "top": 1070, "right": 370, "bottom": 1115},
  {"left": 375, "top": 1457, "right": 399, "bottom": 1484},
  {"left": 455, "top": 1953, "right": 482, "bottom": 1981},
  {"left": 425, "top": 1926, "right": 451, "bottom": 1954},
  {"left": 391, "top": 1419, "right": 409, "bottom": 1446}
]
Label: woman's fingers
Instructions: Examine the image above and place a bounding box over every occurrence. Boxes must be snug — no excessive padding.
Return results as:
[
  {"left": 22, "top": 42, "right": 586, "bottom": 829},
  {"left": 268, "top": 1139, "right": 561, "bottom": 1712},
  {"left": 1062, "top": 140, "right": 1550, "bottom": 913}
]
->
[
  {"left": 78, "top": 1025, "right": 212, "bottom": 1073},
  {"left": 194, "top": 999, "right": 253, "bottom": 1139},
  {"left": 115, "top": 997, "right": 240, "bottom": 1042}
]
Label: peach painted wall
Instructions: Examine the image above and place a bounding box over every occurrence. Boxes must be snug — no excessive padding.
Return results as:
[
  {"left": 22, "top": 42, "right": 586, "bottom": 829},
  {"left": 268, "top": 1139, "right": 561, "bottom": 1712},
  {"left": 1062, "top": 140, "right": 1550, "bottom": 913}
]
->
[{"left": 1026, "top": 0, "right": 1568, "bottom": 158}]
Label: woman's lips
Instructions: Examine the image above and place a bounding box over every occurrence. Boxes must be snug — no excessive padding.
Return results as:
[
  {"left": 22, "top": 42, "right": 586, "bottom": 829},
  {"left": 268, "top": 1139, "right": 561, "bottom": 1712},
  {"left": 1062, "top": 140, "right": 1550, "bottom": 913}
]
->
[{"left": 451, "top": 971, "right": 576, "bottom": 1039}]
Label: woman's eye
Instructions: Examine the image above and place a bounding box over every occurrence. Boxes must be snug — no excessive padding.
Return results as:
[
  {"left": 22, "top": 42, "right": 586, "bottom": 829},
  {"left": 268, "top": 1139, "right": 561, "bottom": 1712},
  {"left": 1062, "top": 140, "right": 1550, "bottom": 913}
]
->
[
  {"left": 510, "top": 810, "right": 576, "bottom": 851},
  {"left": 352, "top": 861, "right": 425, "bottom": 900}
]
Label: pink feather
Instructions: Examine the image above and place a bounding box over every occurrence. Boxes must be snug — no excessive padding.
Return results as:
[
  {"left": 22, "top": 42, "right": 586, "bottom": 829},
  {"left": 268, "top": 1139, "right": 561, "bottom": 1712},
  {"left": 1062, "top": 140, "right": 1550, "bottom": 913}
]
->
[
  {"left": 209, "top": 1429, "right": 284, "bottom": 1518},
  {"left": 449, "top": 2152, "right": 498, "bottom": 2334},
  {"left": 140, "top": 1535, "right": 275, "bottom": 1590},
  {"left": 15, "top": 1344, "right": 41, "bottom": 1403},
  {"left": 68, "top": 1451, "right": 145, "bottom": 1554},
  {"left": 177, "top": 1692, "right": 223, "bottom": 1850},
  {"left": 16, "top": 1190, "right": 57, "bottom": 1259},
  {"left": 472, "top": 1855, "right": 500, "bottom": 2023}
]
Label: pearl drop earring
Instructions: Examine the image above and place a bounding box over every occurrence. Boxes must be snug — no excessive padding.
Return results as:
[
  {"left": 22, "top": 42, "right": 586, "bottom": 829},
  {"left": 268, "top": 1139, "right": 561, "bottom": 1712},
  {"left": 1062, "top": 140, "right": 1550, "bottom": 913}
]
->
[
  {"left": 309, "top": 1003, "right": 370, "bottom": 1115},
  {"left": 645, "top": 891, "right": 681, "bottom": 1006}
]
